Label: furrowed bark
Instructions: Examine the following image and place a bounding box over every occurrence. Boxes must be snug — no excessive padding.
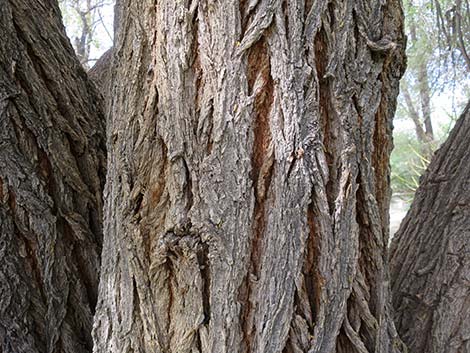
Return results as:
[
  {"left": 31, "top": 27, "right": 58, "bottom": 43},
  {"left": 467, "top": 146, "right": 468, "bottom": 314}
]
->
[
  {"left": 0, "top": 1, "right": 106, "bottom": 352},
  {"left": 390, "top": 102, "right": 470, "bottom": 353},
  {"left": 93, "top": 1, "right": 406, "bottom": 352}
]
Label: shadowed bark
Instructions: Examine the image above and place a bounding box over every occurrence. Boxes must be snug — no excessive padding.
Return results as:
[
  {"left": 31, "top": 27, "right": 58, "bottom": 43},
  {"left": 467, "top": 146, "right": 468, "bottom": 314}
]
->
[
  {"left": 93, "top": 1, "right": 406, "bottom": 352},
  {"left": 0, "top": 1, "right": 106, "bottom": 352},
  {"left": 390, "top": 102, "right": 470, "bottom": 353},
  {"left": 89, "top": 48, "right": 113, "bottom": 95}
]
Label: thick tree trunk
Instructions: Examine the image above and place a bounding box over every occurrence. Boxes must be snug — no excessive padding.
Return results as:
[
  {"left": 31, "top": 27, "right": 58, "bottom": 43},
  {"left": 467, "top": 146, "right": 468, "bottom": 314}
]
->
[
  {"left": 390, "top": 102, "right": 470, "bottom": 353},
  {"left": 0, "top": 1, "right": 106, "bottom": 352},
  {"left": 93, "top": 1, "right": 406, "bottom": 352}
]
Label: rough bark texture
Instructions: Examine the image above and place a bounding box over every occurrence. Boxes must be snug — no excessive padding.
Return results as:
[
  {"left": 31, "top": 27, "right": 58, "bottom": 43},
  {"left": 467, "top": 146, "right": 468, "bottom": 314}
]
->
[
  {"left": 93, "top": 1, "right": 406, "bottom": 352},
  {"left": 0, "top": 1, "right": 106, "bottom": 352},
  {"left": 88, "top": 49, "right": 113, "bottom": 95},
  {"left": 390, "top": 102, "right": 470, "bottom": 353}
]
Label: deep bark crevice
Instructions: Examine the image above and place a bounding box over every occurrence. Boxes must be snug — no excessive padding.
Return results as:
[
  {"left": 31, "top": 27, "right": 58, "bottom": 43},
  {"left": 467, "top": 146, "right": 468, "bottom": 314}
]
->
[
  {"left": 240, "top": 34, "right": 276, "bottom": 353},
  {"left": 314, "top": 25, "right": 336, "bottom": 215},
  {"left": 304, "top": 200, "right": 322, "bottom": 324},
  {"left": 197, "top": 242, "right": 211, "bottom": 325}
]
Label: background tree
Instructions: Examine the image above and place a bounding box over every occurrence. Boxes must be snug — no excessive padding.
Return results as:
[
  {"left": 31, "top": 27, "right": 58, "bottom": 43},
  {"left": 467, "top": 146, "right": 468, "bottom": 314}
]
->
[
  {"left": 397, "top": 0, "right": 470, "bottom": 145},
  {"left": 92, "top": 1, "right": 406, "bottom": 352},
  {"left": 401, "top": 0, "right": 435, "bottom": 145},
  {"left": 390, "top": 0, "right": 470, "bottom": 201},
  {"left": 434, "top": 0, "right": 470, "bottom": 72},
  {"left": 59, "top": 0, "right": 113, "bottom": 68},
  {"left": 390, "top": 101, "right": 470, "bottom": 353},
  {"left": 0, "top": 0, "right": 106, "bottom": 352}
]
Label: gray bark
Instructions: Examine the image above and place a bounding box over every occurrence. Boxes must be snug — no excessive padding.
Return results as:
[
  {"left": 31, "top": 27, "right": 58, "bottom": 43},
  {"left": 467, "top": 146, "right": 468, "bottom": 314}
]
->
[
  {"left": 390, "top": 102, "right": 470, "bottom": 353},
  {"left": 0, "top": 1, "right": 106, "bottom": 352},
  {"left": 93, "top": 1, "right": 406, "bottom": 352}
]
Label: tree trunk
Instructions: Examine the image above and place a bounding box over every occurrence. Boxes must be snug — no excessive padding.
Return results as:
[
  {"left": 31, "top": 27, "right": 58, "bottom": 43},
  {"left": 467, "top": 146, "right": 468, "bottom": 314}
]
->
[
  {"left": 401, "top": 82, "right": 428, "bottom": 142},
  {"left": 390, "top": 102, "right": 470, "bottom": 353},
  {"left": 88, "top": 48, "right": 113, "bottom": 94},
  {"left": 93, "top": 1, "right": 406, "bottom": 352},
  {"left": 72, "top": 0, "right": 94, "bottom": 68},
  {"left": 416, "top": 62, "right": 433, "bottom": 141},
  {"left": 406, "top": 0, "right": 434, "bottom": 144},
  {"left": 0, "top": 1, "right": 106, "bottom": 352}
]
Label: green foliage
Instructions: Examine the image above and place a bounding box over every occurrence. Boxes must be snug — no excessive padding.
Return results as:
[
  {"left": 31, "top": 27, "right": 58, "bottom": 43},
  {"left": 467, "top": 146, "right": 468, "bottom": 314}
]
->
[
  {"left": 391, "top": 125, "right": 452, "bottom": 202},
  {"left": 403, "top": 0, "right": 469, "bottom": 92},
  {"left": 391, "top": 0, "right": 469, "bottom": 203},
  {"left": 396, "top": 0, "right": 469, "bottom": 125},
  {"left": 391, "top": 131, "right": 430, "bottom": 201}
]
